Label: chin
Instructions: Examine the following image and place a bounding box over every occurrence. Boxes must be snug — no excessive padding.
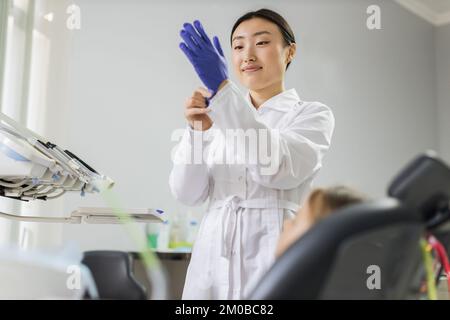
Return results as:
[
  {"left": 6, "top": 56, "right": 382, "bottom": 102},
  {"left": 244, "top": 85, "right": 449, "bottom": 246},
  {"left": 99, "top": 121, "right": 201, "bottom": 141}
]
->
[{"left": 241, "top": 77, "right": 269, "bottom": 91}]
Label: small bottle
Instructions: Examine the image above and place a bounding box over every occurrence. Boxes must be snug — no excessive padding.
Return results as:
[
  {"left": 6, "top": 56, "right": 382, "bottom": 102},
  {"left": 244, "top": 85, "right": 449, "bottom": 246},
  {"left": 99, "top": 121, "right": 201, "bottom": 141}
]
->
[
  {"left": 186, "top": 220, "right": 199, "bottom": 247},
  {"left": 146, "top": 222, "right": 160, "bottom": 250},
  {"left": 157, "top": 220, "right": 170, "bottom": 251},
  {"left": 169, "top": 219, "right": 182, "bottom": 249}
]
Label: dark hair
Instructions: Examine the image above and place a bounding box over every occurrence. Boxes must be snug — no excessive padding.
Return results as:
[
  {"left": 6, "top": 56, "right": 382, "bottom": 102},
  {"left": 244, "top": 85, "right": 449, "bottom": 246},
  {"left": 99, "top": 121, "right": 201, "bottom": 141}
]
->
[{"left": 230, "top": 8, "right": 296, "bottom": 70}]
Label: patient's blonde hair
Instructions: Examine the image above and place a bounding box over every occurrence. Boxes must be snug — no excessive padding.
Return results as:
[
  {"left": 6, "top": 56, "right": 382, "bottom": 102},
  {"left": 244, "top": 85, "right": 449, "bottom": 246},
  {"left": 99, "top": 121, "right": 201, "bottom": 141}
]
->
[{"left": 307, "top": 186, "right": 367, "bottom": 223}]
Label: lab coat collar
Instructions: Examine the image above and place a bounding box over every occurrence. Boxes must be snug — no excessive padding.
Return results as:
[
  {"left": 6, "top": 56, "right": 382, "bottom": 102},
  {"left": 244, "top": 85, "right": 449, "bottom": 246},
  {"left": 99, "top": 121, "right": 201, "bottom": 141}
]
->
[{"left": 246, "top": 88, "right": 301, "bottom": 114}]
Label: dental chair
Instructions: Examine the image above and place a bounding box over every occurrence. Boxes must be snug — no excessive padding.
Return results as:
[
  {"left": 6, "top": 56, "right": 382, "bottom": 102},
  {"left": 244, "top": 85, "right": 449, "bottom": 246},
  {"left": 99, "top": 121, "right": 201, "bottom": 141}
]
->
[{"left": 249, "top": 153, "right": 450, "bottom": 299}]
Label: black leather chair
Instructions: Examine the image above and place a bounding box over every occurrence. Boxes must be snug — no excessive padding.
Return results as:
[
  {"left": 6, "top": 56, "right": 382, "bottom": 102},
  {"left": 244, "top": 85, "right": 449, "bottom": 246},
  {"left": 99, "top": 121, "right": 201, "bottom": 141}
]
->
[
  {"left": 82, "top": 251, "right": 147, "bottom": 300},
  {"left": 249, "top": 153, "right": 450, "bottom": 299}
]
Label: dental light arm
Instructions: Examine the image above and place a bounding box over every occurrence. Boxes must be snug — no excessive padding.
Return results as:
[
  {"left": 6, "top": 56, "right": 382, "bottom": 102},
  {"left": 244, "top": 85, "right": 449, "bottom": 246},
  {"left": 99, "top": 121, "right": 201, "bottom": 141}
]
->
[
  {"left": 0, "top": 111, "right": 114, "bottom": 201},
  {"left": 0, "top": 111, "right": 165, "bottom": 224}
]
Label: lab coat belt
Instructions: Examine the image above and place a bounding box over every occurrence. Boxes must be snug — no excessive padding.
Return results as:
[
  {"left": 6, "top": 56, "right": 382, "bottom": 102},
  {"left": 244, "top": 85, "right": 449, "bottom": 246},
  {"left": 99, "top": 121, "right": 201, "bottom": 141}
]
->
[{"left": 209, "top": 196, "right": 300, "bottom": 258}]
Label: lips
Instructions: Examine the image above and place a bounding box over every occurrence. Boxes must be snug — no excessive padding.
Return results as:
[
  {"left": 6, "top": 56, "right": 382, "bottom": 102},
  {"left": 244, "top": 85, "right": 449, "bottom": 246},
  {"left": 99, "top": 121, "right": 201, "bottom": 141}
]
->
[{"left": 242, "top": 65, "right": 262, "bottom": 72}]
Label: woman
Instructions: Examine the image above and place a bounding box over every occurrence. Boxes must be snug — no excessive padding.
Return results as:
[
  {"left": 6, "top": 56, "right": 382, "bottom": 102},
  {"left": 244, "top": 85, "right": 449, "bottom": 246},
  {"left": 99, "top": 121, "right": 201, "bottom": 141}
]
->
[
  {"left": 170, "top": 9, "right": 335, "bottom": 299},
  {"left": 275, "top": 186, "right": 367, "bottom": 258}
]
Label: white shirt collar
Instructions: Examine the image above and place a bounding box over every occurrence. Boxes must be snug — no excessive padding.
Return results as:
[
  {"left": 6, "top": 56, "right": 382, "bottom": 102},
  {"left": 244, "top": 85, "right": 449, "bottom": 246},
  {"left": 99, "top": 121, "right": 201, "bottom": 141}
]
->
[{"left": 245, "top": 89, "right": 301, "bottom": 114}]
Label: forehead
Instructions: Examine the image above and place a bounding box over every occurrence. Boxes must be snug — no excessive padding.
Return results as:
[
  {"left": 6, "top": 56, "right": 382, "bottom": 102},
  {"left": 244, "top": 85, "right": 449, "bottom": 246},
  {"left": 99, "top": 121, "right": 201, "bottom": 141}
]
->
[{"left": 232, "top": 17, "right": 281, "bottom": 40}]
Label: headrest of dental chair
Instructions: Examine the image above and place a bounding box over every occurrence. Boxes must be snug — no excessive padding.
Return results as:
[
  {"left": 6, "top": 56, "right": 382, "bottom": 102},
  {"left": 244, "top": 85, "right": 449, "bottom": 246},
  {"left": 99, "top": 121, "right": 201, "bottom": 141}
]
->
[
  {"left": 82, "top": 251, "right": 147, "bottom": 300},
  {"left": 388, "top": 152, "right": 450, "bottom": 228},
  {"left": 249, "top": 198, "right": 424, "bottom": 300}
]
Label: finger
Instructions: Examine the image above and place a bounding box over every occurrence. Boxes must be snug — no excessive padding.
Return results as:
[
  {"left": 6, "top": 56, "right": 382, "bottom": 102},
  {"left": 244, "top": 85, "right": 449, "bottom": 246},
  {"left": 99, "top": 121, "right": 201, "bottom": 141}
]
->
[
  {"left": 186, "top": 108, "right": 211, "bottom": 116},
  {"left": 193, "top": 20, "right": 212, "bottom": 46},
  {"left": 183, "top": 22, "right": 205, "bottom": 48},
  {"left": 194, "top": 87, "right": 213, "bottom": 99},
  {"left": 213, "top": 36, "right": 224, "bottom": 57},
  {"left": 179, "top": 43, "right": 195, "bottom": 63},
  {"left": 180, "top": 29, "right": 199, "bottom": 52},
  {"left": 186, "top": 97, "right": 207, "bottom": 108}
]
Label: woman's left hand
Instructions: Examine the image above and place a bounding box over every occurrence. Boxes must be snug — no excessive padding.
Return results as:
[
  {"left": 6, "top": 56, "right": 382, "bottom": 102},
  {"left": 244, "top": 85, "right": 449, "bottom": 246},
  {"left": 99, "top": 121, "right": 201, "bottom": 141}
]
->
[{"left": 179, "top": 20, "right": 228, "bottom": 96}]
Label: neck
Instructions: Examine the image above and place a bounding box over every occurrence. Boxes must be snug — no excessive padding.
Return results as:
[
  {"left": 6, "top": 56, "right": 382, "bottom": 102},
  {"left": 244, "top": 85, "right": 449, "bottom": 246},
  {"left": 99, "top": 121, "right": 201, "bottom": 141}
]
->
[{"left": 249, "top": 81, "right": 285, "bottom": 109}]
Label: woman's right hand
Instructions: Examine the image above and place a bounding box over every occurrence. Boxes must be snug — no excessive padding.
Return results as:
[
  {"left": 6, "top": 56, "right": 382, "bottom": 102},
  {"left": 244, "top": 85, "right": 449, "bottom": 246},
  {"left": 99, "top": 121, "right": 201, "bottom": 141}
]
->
[{"left": 184, "top": 87, "right": 213, "bottom": 131}]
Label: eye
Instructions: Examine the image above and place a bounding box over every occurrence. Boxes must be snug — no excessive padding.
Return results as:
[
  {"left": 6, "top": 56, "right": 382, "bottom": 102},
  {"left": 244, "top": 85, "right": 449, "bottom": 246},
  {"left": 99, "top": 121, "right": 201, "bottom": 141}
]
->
[
  {"left": 256, "top": 41, "right": 270, "bottom": 46},
  {"left": 233, "top": 45, "right": 243, "bottom": 50}
]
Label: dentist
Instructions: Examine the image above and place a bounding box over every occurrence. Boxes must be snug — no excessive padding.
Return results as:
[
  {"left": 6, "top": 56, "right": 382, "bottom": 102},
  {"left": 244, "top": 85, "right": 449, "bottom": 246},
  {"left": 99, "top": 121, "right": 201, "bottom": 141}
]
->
[{"left": 170, "top": 9, "right": 335, "bottom": 299}]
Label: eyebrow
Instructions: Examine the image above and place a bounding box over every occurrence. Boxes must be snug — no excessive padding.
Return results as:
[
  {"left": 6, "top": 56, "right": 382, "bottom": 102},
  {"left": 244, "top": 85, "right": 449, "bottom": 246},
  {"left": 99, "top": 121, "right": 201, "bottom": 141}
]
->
[{"left": 232, "top": 30, "right": 272, "bottom": 42}]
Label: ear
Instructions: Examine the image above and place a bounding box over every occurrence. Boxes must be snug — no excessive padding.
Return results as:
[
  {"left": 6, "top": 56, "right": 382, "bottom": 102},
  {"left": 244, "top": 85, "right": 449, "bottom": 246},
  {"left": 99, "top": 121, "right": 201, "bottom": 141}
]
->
[{"left": 285, "top": 43, "right": 297, "bottom": 64}]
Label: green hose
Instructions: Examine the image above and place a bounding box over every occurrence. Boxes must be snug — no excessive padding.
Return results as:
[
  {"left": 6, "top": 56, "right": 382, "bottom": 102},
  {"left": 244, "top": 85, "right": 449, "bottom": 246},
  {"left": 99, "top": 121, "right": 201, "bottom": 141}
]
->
[{"left": 420, "top": 238, "right": 437, "bottom": 300}]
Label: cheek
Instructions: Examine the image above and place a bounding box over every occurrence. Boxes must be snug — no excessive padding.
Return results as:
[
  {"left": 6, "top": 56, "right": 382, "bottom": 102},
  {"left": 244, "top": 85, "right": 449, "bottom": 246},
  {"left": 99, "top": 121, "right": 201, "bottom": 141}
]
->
[
  {"left": 264, "top": 48, "right": 280, "bottom": 61},
  {"left": 260, "top": 48, "right": 286, "bottom": 75},
  {"left": 275, "top": 51, "right": 288, "bottom": 69},
  {"left": 278, "top": 221, "right": 292, "bottom": 243},
  {"left": 283, "top": 219, "right": 294, "bottom": 232},
  {"left": 231, "top": 53, "right": 242, "bottom": 74},
  {"left": 277, "top": 224, "right": 297, "bottom": 253}
]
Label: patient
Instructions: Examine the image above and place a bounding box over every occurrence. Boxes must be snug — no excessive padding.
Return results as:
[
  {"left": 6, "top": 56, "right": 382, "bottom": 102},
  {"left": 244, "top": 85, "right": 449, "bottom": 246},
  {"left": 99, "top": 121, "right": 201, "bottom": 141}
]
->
[{"left": 276, "top": 185, "right": 367, "bottom": 257}]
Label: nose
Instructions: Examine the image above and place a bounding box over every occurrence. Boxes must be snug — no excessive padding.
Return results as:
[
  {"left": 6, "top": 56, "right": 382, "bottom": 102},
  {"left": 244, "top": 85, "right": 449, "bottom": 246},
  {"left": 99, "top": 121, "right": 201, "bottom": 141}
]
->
[
  {"left": 244, "top": 56, "right": 256, "bottom": 64},
  {"left": 243, "top": 46, "right": 256, "bottom": 64}
]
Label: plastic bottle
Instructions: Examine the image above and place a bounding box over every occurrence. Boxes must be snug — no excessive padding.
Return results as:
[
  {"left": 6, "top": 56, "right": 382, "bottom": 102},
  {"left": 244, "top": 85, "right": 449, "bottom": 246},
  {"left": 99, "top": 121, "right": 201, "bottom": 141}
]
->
[
  {"left": 146, "top": 222, "right": 160, "bottom": 249},
  {"left": 169, "top": 218, "right": 182, "bottom": 249},
  {"left": 157, "top": 220, "right": 170, "bottom": 251},
  {"left": 187, "top": 210, "right": 202, "bottom": 245},
  {"left": 186, "top": 220, "right": 199, "bottom": 247}
]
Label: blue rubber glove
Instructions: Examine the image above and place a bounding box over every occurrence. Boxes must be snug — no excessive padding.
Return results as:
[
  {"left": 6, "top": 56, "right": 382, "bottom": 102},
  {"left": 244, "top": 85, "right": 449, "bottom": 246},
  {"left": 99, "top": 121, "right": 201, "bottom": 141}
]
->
[{"left": 179, "top": 20, "right": 228, "bottom": 96}]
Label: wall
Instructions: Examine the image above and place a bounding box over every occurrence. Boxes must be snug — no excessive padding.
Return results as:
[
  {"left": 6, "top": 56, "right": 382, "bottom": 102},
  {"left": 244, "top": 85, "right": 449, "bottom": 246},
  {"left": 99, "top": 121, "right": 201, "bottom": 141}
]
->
[
  {"left": 56, "top": 0, "right": 439, "bottom": 250},
  {"left": 435, "top": 24, "right": 450, "bottom": 164}
]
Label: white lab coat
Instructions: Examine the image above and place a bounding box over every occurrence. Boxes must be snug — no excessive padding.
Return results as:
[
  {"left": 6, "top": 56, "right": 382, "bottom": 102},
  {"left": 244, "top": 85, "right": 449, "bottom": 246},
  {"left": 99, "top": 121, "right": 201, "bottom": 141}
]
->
[{"left": 169, "top": 81, "right": 335, "bottom": 300}]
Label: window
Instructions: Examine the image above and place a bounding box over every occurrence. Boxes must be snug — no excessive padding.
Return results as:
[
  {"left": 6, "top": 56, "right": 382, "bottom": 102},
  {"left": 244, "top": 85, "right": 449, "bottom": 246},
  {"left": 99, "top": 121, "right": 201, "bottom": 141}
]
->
[{"left": 0, "top": 0, "right": 72, "bottom": 248}]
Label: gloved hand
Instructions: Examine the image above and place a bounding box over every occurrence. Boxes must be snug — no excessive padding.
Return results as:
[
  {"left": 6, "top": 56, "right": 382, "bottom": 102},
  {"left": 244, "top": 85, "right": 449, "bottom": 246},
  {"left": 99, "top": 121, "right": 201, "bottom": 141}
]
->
[{"left": 179, "top": 20, "right": 228, "bottom": 96}]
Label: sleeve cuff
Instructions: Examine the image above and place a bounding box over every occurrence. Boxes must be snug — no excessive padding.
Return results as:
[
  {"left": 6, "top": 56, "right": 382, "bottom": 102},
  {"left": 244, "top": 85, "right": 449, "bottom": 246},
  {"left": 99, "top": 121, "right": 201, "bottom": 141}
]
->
[
  {"left": 186, "top": 123, "right": 216, "bottom": 146},
  {"left": 209, "top": 81, "right": 233, "bottom": 110}
]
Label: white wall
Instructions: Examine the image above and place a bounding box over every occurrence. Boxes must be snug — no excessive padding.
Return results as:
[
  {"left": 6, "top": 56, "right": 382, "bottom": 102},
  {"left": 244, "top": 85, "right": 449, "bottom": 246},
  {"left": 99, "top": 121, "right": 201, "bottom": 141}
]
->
[
  {"left": 435, "top": 24, "right": 450, "bottom": 164},
  {"left": 55, "top": 0, "right": 441, "bottom": 250}
]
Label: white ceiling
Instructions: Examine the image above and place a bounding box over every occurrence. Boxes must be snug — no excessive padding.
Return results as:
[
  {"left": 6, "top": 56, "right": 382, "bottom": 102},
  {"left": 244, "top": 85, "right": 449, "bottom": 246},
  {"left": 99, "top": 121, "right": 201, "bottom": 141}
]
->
[
  {"left": 395, "top": 0, "right": 450, "bottom": 26},
  {"left": 419, "top": 0, "right": 450, "bottom": 13}
]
